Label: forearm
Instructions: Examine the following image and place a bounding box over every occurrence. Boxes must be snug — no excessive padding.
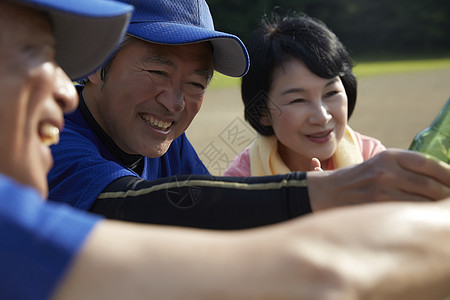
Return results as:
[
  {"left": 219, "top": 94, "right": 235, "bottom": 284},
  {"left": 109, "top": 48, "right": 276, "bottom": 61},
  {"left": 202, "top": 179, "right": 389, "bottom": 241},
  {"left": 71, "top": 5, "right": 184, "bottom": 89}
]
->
[
  {"left": 51, "top": 221, "right": 250, "bottom": 299},
  {"left": 53, "top": 199, "right": 450, "bottom": 300},
  {"left": 52, "top": 218, "right": 354, "bottom": 300},
  {"left": 90, "top": 173, "right": 311, "bottom": 229}
]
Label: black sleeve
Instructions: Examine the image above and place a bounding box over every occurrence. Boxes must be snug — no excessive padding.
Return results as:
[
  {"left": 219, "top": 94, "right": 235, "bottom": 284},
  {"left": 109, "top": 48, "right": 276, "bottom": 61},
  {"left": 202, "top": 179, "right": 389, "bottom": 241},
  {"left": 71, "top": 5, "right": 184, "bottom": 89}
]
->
[{"left": 89, "top": 173, "right": 311, "bottom": 230}]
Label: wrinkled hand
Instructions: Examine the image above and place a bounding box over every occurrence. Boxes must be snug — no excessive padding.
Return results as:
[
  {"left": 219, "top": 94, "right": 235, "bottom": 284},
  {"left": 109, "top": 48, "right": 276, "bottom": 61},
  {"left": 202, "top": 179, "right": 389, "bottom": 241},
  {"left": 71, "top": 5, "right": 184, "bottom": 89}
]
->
[{"left": 307, "top": 149, "right": 450, "bottom": 211}]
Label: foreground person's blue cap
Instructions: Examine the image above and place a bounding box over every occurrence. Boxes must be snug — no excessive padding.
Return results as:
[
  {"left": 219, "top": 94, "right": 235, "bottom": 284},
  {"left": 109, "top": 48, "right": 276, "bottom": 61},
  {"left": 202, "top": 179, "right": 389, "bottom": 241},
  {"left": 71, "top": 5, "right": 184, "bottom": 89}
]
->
[
  {"left": 16, "top": 0, "right": 133, "bottom": 80},
  {"left": 121, "top": 0, "right": 249, "bottom": 77}
]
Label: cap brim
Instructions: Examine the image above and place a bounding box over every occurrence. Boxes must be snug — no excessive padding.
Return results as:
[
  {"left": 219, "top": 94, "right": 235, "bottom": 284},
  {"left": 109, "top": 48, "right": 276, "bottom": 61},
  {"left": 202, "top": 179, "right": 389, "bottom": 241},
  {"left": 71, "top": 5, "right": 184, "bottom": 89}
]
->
[
  {"left": 17, "top": 0, "right": 133, "bottom": 80},
  {"left": 127, "top": 22, "right": 249, "bottom": 77}
]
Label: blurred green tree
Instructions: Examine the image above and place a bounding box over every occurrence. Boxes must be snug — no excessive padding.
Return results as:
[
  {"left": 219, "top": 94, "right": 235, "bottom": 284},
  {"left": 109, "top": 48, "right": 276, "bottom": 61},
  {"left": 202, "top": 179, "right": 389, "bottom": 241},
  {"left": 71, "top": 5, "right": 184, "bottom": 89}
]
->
[{"left": 207, "top": 0, "right": 450, "bottom": 58}]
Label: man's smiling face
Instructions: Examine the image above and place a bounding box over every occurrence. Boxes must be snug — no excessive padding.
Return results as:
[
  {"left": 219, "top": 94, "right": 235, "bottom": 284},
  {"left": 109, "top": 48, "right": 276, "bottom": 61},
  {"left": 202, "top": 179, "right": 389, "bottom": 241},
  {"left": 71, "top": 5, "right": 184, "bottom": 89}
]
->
[
  {"left": 85, "top": 39, "right": 214, "bottom": 158},
  {"left": 0, "top": 2, "right": 78, "bottom": 197}
]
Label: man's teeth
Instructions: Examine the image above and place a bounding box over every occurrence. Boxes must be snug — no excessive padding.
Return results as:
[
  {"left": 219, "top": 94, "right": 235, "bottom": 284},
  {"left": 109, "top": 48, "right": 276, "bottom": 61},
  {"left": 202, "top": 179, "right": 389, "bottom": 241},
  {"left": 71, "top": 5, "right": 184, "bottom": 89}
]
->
[
  {"left": 40, "top": 123, "right": 60, "bottom": 146},
  {"left": 140, "top": 114, "right": 172, "bottom": 130}
]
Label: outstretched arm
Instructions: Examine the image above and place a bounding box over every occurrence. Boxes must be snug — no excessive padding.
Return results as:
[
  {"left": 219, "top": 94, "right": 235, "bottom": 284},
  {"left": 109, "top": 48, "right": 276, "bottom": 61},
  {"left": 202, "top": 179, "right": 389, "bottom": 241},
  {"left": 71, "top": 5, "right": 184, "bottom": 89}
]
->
[
  {"left": 91, "top": 172, "right": 312, "bottom": 229},
  {"left": 89, "top": 150, "right": 449, "bottom": 229},
  {"left": 53, "top": 198, "right": 450, "bottom": 299}
]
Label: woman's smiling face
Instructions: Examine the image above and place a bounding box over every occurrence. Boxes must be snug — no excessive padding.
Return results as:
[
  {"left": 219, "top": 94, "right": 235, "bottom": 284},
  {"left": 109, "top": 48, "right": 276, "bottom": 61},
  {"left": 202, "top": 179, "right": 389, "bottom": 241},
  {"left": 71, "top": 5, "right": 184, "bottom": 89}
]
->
[{"left": 264, "top": 58, "right": 348, "bottom": 171}]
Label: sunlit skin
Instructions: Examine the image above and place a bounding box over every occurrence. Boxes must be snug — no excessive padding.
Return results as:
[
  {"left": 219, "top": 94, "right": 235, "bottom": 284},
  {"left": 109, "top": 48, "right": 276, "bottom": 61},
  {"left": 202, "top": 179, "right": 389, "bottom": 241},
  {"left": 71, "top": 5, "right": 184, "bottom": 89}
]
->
[
  {"left": 83, "top": 40, "right": 214, "bottom": 158},
  {"left": 263, "top": 58, "right": 348, "bottom": 171},
  {"left": 0, "top": 3, "right": 78, "bottom": 197}
]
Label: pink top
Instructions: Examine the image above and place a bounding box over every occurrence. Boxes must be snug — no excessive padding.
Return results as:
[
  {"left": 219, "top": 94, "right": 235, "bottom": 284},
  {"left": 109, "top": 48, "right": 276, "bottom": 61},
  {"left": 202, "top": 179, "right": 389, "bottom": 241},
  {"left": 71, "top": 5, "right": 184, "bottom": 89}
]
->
[{"left": 224, "top": 131, "right": 386, "bottom": 177}]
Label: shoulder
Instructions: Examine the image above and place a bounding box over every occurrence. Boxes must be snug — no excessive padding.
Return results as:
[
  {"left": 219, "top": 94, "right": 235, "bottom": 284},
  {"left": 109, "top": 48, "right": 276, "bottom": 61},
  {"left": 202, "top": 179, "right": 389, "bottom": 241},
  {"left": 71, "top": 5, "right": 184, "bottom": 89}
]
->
[
  {"left": 0, "top": 174, "right": 100, "bottom": 299},
  {"left": 0, "top": 173, "right": 41, "bottom": 204},
  {"left": 170, "top": 133, "right": 192, "bottom": 149},
  {"left": 224, "top": 147, "right": 251, "bottom": 177},
  {"left": 159, "top": 133, "right": 209, "bottom": 176},
  {"left": 353, "top": 131, "right": 387, "bottom": 160},
  {"left": 64, "top": 108, "right": 98, "bottom": 142}
]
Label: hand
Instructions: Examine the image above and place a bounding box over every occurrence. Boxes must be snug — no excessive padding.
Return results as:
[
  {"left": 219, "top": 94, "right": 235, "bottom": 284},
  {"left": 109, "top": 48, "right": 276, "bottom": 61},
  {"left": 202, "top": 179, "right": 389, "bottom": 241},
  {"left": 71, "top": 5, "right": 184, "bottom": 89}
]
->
[
  {"left": 309, "top": 158, "right": 323, "bottom": 172},
  {"left": 306, "top": 149, "right": 450, "bottom": 211}
]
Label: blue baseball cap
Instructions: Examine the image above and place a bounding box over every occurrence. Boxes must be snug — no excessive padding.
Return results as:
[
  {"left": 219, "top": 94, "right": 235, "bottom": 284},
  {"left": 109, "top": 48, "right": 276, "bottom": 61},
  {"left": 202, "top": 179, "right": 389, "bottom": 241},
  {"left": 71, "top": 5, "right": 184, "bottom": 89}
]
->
[
  {"left": 122, "top": 0, "right": 249, "bottom": 77},
  {"left": 15, "top": 0, "right": 133, "bottom": 80}
]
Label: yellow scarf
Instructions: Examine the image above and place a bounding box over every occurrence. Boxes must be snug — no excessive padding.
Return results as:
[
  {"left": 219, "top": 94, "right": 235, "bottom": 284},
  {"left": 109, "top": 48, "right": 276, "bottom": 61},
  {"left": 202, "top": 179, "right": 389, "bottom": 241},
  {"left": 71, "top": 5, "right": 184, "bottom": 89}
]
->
[{"left": 249, "top": 125, "right": 363, "bottom": 176}]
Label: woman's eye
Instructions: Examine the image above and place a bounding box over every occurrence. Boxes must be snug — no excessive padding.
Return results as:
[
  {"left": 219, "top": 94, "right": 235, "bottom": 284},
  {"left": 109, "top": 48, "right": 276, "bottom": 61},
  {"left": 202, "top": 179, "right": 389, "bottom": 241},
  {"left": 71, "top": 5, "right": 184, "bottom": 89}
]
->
[
  {"left": 290, "top": 98, "right": 304, "bottom": 104},
  {"left": 325, "top": 90, "right": 339, "bottom": 97}
]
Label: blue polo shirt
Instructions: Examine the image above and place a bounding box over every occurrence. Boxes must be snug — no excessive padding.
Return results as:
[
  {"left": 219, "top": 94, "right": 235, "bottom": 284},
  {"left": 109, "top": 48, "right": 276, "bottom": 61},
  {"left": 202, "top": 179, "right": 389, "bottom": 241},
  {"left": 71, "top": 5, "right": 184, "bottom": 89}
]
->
[
  {"left": 48, "top": 87, "right": 209, "bottom": 210},
  {"left": 0, "top": 173, "right": 100, "bottom": 300}
]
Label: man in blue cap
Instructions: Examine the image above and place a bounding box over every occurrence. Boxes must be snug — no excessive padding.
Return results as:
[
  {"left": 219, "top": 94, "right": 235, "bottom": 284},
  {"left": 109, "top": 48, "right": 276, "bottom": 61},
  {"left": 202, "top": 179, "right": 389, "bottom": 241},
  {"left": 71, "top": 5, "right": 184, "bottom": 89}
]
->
[
  {"left": 1, "top": 1, "right": 450, "bottom": 298},
  {"left": 47, "top": 0, "right": 450, "bottom": 229}
]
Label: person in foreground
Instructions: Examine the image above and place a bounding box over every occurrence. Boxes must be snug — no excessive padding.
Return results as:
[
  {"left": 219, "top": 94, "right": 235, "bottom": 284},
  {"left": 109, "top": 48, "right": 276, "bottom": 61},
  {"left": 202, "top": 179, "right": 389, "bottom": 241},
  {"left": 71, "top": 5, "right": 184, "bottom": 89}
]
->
[
  {"left": 47, "top": 0, "right": 450, "bottom": 229},
  {"left": 225, "top": 12, "right": 386, "bottom": 177},
  {"left": 2, "top": 1, "right": 450, "bottom": 299}
]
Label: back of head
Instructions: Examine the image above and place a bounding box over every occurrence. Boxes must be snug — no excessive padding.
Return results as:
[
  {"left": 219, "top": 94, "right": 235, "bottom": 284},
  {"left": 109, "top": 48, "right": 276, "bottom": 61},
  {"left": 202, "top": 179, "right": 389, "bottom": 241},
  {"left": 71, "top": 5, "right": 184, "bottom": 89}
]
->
[
  {"left": 115, "top": 0, "right": 249, "bottom": 77},
  {"left": 242, "top": 12, "right": 357, "bottom": 136}
]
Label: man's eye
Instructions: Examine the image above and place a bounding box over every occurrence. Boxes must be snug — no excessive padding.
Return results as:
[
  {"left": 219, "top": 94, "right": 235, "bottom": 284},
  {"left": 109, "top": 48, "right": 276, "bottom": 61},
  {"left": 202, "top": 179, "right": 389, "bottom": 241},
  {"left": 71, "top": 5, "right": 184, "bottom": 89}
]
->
[
  {"left": 148, "top": 70, "right": 166, "bottom": 76},
  {"left": 22, "top": 44, "right": 55, "bottom": 61},
  {"left": 190, "top": 82, "right": 206, "bottom": 90},
  {"left": 147, "top": 70, "right": 170, "bottom": 85}
]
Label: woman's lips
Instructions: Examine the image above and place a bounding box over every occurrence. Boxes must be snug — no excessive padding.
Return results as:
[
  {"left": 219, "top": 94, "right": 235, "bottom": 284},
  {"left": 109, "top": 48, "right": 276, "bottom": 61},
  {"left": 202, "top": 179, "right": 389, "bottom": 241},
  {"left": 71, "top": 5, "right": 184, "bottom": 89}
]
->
[{"left": 306, "top": 129, "right": 333, "bottom": 143}]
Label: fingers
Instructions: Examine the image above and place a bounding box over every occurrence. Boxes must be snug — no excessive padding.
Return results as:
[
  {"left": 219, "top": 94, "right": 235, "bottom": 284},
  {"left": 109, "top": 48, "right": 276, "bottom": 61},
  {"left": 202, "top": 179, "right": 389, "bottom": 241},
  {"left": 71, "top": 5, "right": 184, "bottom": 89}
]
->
[
  {"left": 392, "top": 150, "right": 450, "bottom": 201},
  {"left": 397, "top": 150, "right": 450, "bottom": 186},
  {"left": 374, "top": 150, "right": 450, "bottom": 201},
  {"left": 310, "top": 158, "right": 323, "bottom": 172}
]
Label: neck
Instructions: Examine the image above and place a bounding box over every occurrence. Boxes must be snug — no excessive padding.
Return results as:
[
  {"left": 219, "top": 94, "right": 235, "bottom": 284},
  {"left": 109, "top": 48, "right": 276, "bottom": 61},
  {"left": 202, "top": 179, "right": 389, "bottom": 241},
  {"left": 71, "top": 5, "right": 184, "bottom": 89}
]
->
[
  {"left": 81, "top": 83, "right": 100, "bottom": 120},
  {"left": 277, "top": 141, "right": 329, "bottom": 171}
]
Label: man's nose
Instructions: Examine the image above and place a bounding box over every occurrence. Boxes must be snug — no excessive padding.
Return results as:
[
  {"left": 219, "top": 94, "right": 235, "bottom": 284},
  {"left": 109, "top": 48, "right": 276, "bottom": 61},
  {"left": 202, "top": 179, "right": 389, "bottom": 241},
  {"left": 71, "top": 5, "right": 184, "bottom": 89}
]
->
[
  {"left": 54, "top": 67, "right": 78, "bottom": 113},
  {"left": 156, "top": 87, "right": 185, "bottom": 113}
]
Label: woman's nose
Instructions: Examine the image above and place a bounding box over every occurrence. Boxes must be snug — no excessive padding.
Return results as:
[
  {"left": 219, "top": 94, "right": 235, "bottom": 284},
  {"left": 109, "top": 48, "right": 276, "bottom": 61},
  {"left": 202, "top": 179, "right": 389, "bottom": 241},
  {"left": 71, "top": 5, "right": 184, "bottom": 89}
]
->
[{"left": 309, "top": 101, "right": 332, "bottom": 125}]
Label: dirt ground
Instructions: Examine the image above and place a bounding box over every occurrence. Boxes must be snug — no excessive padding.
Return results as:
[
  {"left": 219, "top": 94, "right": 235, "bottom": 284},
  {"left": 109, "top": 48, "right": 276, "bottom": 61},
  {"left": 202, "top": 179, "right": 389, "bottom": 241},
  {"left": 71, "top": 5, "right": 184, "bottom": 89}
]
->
[{"left": 186, "top": 68, "right": 450, "bottom": 175}]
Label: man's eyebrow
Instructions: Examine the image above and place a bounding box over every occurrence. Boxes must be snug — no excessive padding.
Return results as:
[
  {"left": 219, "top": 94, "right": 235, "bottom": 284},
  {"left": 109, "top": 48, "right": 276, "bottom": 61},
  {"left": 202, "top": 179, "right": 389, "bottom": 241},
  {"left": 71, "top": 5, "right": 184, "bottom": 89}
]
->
[
  {"left": 144, "top": 55, "right": 174, "bottom": 67},
  {"left": 195, "top": 68, "right": 214, "bottom": 81},
  {"left": 144, "top": 54, "right": 213, "bottom": 81}
]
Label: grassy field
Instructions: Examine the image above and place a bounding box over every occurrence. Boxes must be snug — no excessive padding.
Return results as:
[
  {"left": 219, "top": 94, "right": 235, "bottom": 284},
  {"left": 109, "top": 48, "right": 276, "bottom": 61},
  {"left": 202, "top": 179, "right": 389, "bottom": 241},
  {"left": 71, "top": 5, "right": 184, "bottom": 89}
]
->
[{"left": 209, "top": 57, "right": 450, "bottom": 88}]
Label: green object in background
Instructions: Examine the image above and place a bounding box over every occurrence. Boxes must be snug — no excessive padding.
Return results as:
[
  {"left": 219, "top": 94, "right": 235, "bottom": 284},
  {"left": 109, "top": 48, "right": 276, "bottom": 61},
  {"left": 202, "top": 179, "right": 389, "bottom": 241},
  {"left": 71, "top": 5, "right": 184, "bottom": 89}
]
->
[{"left": 409, "top": 98, "right": 450, "bottom": 164}]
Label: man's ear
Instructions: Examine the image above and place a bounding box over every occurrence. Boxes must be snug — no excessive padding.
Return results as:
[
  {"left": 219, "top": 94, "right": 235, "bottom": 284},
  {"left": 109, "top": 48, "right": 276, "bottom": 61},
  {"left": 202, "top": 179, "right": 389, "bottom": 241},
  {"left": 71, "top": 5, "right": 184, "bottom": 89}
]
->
[{"left": 87, "top": 70, "right": 102, "bottom": 85}]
